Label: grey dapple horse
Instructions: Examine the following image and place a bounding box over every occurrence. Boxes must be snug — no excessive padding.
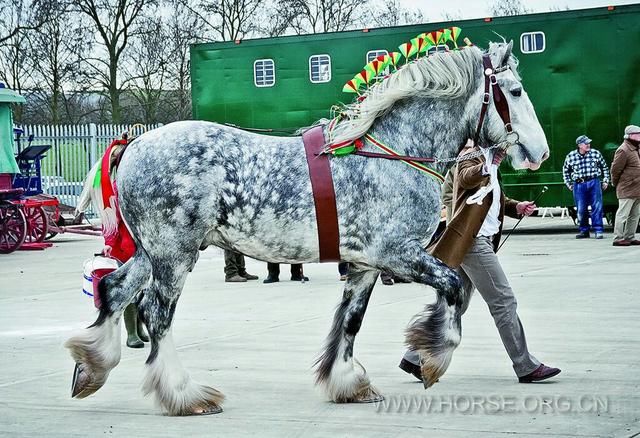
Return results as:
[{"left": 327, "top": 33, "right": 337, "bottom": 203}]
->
[{"left": 65, "top": 41, "right": 549, "bottom": 415}]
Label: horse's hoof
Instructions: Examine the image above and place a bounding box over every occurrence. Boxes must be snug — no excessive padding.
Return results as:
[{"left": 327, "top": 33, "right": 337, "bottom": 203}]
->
[
  {"left": 71, "top": 362, "right": 107, "bottom": 399},
  {"left": 421, "top": 364, "right": 441, "bottom": 389},
  {"left": 355, "top": 386, "right": 384, "bottom": 403},
  {"left": 336, "top": 386, "right": 384, "bottom": 404},
  {"left": 186, "top": 406, "right": 223, "bottom": 416}
]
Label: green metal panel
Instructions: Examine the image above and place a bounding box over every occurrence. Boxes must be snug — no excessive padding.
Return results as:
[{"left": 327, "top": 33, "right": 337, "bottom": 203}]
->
[{"left": 191, "top": 4, "right": 640, "bottom": 209}]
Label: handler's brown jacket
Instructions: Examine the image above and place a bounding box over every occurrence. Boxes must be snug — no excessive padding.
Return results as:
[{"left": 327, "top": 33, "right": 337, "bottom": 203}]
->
[
  {"left": 610, "top": 140, "right": 640, "bottom": 199},
  {"left": 430, "top": 145, "right": 521, "bottom": 268}
]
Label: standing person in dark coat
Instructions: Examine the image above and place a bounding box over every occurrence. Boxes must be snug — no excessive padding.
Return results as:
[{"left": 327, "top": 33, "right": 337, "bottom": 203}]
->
[{"left": 611, "top": 125, "right": 640, "bottom": 246}]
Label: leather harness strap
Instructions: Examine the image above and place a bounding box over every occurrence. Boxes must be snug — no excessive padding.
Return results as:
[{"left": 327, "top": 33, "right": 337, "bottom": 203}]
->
[
  {"left": 303, "top": 126, "right": 341, "bottom": 262},
  {"left": 474, "top": 54, "right": 513, "bottom": 143}
]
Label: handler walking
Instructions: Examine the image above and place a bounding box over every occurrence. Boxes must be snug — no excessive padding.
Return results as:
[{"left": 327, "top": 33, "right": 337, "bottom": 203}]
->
[
  {"left": 399, "top": 141, "right": 560, "bottom": 384},
  {"left": 562, "top": 135, "right": 610, "bottom": 239},
  {"left": 611, "top": 125, "right": 640, "bottom": 246}
]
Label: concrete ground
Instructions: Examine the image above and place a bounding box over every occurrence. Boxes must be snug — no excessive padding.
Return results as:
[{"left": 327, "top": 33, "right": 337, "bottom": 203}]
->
[{"left": 0, "top": 216, "right": 638, "bottom": 438}]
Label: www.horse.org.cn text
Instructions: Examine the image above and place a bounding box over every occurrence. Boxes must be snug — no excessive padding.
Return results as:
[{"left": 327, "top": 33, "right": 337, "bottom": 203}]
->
[{"left": 375, "top": 394, "right": 610, "bottom": 415}]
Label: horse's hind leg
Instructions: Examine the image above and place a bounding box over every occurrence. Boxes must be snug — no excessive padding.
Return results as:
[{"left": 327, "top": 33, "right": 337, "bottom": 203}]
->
[
  {"left": 138, "top": 251, "right": 224, "bottom": 416},
  {"left": 65, "top": 249, "right": 152, "bottom": 398},
  {"left": 314, "top": 267, "right": 382, "bottom": 403}
]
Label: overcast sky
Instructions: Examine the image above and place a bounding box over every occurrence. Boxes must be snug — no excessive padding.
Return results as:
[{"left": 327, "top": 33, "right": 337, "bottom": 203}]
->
[{"left": 402, "top": 0, "right": 640, "bottom": 21}]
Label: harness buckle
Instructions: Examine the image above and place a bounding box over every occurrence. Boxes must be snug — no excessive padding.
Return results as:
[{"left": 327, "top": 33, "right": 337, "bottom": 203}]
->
[
  {"left": 504, "top": 123, "right": 513, "bottom": 133},
  {"left": 505, "top": 131, "right": 519, "bottom": 145},
  {"left": 482, "top": 92, "right": 491, "bottom": 104},
  {"left": 490, "top": 74, "right": 498, "bottom": 86}
]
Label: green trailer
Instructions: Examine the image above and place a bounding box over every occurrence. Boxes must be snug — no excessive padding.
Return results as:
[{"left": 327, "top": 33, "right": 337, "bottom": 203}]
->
[{"left": 190, "top": 4, "right": 640, "bottom": 216}]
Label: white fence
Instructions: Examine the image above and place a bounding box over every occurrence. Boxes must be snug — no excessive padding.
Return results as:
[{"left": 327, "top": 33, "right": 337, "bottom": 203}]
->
[{"left": 15, "top": 123, "right": 161, "bottom": 208}]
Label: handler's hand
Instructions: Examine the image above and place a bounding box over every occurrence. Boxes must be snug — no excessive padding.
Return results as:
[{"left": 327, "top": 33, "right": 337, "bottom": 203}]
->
[
  {"left": 102, "top": 245, "right": 113, "bottom": 257},
  {"left": 516, "top": 201, "right": 536, "bottom": 216},
  {"left": 602, "top": 182, "right": 608, "bottom": 191}
]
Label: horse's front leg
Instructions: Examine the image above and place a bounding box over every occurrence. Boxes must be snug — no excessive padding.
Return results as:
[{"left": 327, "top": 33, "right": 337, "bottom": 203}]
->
[
  {"left": 314, "top": 267, "right": 383, "bottom": 403},
  {"left": 139, "top": 252, "right": 224, "bottom": 416},
  {"left": 385, "top": 243, "right": 464, "bottom": 389}
]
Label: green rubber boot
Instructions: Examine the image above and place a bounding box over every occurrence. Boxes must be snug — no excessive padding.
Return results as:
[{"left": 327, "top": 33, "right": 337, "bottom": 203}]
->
[{"left": 124, "top": 303, "right": 144, "bottom": 348}]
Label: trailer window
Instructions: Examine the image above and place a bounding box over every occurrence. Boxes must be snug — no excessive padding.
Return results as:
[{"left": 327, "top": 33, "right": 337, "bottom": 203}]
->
[
  {"left": 254, "top": 59, "right": 275, "bottom": 87},
  {"left": 366, "top": 50, "right": 389, "bottom": 77},
  {"left": 427, "top": 45, "right": 449, "bottom": 56},
  {"left": 366, "top": 50, "right": 388, "bottom": 63},
  {"left": 520, "top": 32, "right": 545, "bottom": 54},
  {"left": 309, "top": 55, "right": 331, "bottom": 83}
]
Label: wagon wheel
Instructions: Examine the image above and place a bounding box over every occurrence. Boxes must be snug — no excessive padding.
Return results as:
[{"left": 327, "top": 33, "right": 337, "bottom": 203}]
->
[
  {"left": 23, "top": 206, "right": 48, "bottom": 243},
  {"left": 44, "top": 210, "right": 61, "bottom": 240},
  {"left": 0, "top": 204, "right": 27, "bottom": 254}
]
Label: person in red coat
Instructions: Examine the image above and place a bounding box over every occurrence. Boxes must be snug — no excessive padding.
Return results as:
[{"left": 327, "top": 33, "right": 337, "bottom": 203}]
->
[{"left": 100, "top": 134, "right": 148, "bottom": 348}]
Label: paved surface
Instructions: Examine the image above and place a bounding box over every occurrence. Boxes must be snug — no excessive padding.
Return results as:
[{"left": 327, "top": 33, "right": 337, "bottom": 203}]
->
[{"left": 1, "top": 217, "right": 638, "bottom": 437}]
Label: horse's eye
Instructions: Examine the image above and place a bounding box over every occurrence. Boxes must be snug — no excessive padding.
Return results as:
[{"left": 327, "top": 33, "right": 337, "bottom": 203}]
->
[{"left": 510, "top": 86, "right": 522, "bottom": 97}]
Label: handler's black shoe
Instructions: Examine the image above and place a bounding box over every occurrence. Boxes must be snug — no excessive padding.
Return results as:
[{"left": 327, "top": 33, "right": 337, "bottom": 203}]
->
[
  {"left": 518, "top": 364, "right": 561, "bottom": 383},
  {"left": 263, "top": 275, "right": 279, "bottom": 284},
  {"left": 575, "top": 232, "right": 590, "bottom": 239},
  {"left": 398, "top": 358, "right": 422, "bottom": 382}
]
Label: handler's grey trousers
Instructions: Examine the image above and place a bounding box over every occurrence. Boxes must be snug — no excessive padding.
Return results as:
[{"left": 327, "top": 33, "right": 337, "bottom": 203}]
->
[{"left": 404, "top": 235, "right": 540, "bottom": 377}]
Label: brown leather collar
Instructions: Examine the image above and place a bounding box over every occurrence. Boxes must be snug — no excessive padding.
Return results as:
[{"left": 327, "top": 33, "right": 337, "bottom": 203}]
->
[{"left": 303, "top": 126, "right": 341, "bottom": 262}]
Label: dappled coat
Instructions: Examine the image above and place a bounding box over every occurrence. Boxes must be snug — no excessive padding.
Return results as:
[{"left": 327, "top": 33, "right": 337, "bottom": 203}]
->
[
  {"left": 610, "top": 140, "right": 640, "bottom": 199},
  {"left": 431, "top": 145, "right": 520, "bottom": 268}
]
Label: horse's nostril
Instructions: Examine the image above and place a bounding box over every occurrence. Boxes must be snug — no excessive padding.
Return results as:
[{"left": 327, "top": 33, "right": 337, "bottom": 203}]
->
[{"left": 541, "top": 152, "right": 549, "bottom": 162}]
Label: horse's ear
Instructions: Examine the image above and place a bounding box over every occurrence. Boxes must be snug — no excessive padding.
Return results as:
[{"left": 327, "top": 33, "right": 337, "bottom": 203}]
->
[{"left": 501, "top": 40, "right": 514, "bottom": 66}]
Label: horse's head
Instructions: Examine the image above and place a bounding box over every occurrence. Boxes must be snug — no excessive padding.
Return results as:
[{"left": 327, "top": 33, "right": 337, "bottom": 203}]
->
[{"left": 483, "top": 42, "right": 549, "bottom": 170}]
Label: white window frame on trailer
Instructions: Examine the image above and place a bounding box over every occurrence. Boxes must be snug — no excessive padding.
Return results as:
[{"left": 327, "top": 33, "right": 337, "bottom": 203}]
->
[
  {"left": 309, "top": 54, "right": 332, "bottom": 84},
  {"left": 254, "top": 59, "right": 275, "bottom": 87},
  {"left": 366, "top": 49, "right": 390, "bottom": 77},
  {"left": 520, "top": 32, "right": 546, "bottom": 54},
  {"left": 427, "top": 44, "right": 450, "bottom": 56}
]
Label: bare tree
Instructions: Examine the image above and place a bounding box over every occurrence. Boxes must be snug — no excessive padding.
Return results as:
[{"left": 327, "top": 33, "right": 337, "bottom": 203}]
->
[
  {"left": 178, "top": 0, "right": 263, "bottom": 41},
  {"left": 488, "top": 0, "right": 532, "bottom": 17},
  {"left": 441, "top": 10, "right": 463, "bottom": 21},
  {"left": 28, "top": 2, "right": 93, "bottom": 124},
  {"left": 549, "top": 5, "right": 570, "bottom": 12},
  {"left": 270, "top": 0, "right": 370, "bottom": 35},
  {"left": 163, "top": 1, "right": 206, "bottom": 120},
  {"left": 75, "top": 0, "right": 156, "bottom": 123},
  {"left": 124, "top": 16, "right": 168, "bottom": 124},
  {"left": 0, "top": 0, "right": 53, "bottom": 45},
  {"left": 366, "top": 0, "right": 425, "bottom": 28}
]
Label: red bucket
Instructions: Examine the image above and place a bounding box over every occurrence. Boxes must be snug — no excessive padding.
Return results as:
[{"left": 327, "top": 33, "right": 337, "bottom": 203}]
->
[{"left": 92, "top": 268, "right": 116, "bottom": 309}]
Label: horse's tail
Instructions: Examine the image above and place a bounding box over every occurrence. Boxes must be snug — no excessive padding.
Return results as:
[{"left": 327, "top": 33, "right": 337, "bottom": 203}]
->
[
  {"left": 75, "top": 160, "right": 103, "bottom": 216},
  {"left": 76, "top": 158, "right": 118, "bottom": 239},
  {"left": 405, "top": 283, "right": 463, "bottom": 388}
]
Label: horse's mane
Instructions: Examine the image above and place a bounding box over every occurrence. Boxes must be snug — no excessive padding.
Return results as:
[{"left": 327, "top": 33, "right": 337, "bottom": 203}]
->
[
  {"left": 327, "top": 46, "right": 482, "bottom": 145},
  {"left": 325, "top": 43, "right": 519, "bottom": 146}
]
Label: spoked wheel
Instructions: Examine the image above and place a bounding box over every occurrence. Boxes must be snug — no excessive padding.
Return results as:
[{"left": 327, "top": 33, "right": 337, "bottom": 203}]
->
[
  {"left": 0, "top": 203, "right": 27, "bottom": 254},
  {"left": 24, "top": 206, "right": 48, "bottom": 243}
]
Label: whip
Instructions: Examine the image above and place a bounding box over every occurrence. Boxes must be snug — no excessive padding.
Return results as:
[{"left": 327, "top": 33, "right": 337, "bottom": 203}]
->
[{"left": 497, "top": 186, "right": 548, "bottom": 251}]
